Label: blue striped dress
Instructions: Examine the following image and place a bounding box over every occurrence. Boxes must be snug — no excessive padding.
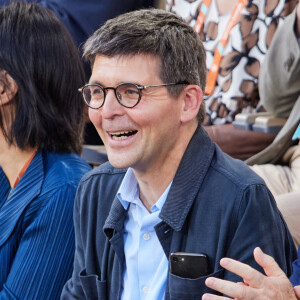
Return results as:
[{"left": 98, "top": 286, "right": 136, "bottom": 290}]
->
[{"left": 0, "top": 150, "right": 91, "bottom": 299}]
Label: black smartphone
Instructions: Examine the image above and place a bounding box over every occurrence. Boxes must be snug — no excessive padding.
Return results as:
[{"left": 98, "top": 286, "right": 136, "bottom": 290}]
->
[{"left": 169, "top": 252, "right": 211, "bottom": 279}]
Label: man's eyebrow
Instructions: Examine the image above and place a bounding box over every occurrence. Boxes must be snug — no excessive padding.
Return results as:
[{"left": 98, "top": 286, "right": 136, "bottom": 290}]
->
[
  {"left": 88, "top": 80, "right": 103, "bottom": 85},
  {"left": 87, "top": 80, "right": 142, "bottom": 86}
]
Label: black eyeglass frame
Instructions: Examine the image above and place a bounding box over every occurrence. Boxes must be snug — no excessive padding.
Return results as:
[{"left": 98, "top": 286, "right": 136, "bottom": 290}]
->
[{"left": 78, "top": 80, "right": 189, "bottom": 109}]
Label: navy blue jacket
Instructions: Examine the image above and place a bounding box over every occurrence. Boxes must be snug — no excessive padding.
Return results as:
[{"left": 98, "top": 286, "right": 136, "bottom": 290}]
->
[{"left": 62, "top": 126, "right": 297, "bottom": 299}]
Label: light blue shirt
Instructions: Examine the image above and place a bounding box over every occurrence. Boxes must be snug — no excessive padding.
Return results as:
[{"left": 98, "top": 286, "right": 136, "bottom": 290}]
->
[
  {"left": 292, "top": 123, "right": 300, "bottom": 140},
  {"left": 117, "top": 168, "right": 171, "bottom": 300}
]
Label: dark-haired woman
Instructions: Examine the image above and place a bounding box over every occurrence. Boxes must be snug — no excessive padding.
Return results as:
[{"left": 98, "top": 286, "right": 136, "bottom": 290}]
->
[{"left": 0, "top": 2, "right": 91, "bottom": 299}]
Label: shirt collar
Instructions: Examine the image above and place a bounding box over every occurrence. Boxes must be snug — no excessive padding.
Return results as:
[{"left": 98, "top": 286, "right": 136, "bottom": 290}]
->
[
  {"left": 153, "top": 182, "right": 171, "bottom": 212},
  {"left": 117, "top": 168, "right": 139, "bottom": 210},
  {"left": 117, "top": 168, "right": 172, "bottom": 213}
]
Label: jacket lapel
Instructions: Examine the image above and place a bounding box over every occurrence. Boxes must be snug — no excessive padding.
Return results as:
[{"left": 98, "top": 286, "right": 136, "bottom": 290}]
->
[{"left": 0, "top": 150, "right": 44, "bottom": 247}]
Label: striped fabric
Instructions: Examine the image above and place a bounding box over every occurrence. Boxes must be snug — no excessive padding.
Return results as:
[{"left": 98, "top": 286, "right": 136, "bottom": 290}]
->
[{"left": 0, "top": 150, "right": 91, "bottom": 299}]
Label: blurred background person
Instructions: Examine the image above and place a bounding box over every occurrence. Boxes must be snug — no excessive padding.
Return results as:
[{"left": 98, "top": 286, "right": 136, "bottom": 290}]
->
[
  {"left": 0, "top": 2, "right": 91, "bottom": 299},
  {"left": 166, "top": 0, "right": 297, "bottom": 160},
  {"left": 246, "top": 2, "right": 300, "bottom": 247}
]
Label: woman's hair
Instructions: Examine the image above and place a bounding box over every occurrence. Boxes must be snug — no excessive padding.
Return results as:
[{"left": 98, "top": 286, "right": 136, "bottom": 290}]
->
[{"left": 0, "top": 2, "right": 86, "bottom": 154}]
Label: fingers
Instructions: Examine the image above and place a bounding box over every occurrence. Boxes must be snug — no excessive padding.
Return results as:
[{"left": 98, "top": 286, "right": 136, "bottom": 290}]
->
[
  {"left": 219, "top": 256, "right": 263, "bottom": 288},
  {"left": 204, "top": 277, "right": 249, "bottom": 299},
  {"left": 218, "top": 247, "right": 286, "bottom": 288},
  {"left": 253, "top": 247, "right": 286, "bottom": 278},
  {"left": 294, "top": 285, "right": 300, "bottom": 299},
  {"left": 204, "top": 248, "right": 295, "bottom": 300},
  {"left": 202, "top": 291, "right": 233, "bottom": 300}
]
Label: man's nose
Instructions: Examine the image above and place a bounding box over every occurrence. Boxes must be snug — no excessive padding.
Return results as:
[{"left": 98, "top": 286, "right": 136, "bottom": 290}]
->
[{"left": 101, "top": 89, "right": 124, "bottom": 118}]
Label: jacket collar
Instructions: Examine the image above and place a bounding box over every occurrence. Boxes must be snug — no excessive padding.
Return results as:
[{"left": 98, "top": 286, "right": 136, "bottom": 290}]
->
[
  {"left": 159, "top": 126, "right": 215, "bottom": 231},
  {"left": 103, "top": 195, "right": 127, "bottom": 238},
  {"left": 0, "top": 150, "right": 44, "bottom": 247},
  {"left": 103, "top": 126, "right": 215, "bottom": 234}
]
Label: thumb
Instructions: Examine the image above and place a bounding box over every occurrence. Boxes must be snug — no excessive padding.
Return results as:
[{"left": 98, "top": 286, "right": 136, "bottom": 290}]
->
[{"left": 253, "top": 247, "right": 286, "bottom": 278}]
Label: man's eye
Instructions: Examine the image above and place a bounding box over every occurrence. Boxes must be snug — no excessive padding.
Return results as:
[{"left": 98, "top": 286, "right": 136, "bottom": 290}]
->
[
  {"left": 125, "top": 89, "right": 139, "bottom": 95},
  {"left": 91, "top": 88, "right": 103, "bottom": 95}
]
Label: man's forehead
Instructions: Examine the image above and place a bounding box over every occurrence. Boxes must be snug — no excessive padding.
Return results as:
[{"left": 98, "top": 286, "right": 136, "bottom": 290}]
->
[
  {"left": 93, "top": 53, "right": 161, "bottom": 66},
  {"left": 90, "top": 54, "right": 162, "bottom": 84}
]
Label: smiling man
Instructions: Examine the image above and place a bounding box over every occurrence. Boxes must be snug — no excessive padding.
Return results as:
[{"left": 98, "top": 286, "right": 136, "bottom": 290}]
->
[{"left": 61, "top": 9, "right": 296, "bottom": 300}]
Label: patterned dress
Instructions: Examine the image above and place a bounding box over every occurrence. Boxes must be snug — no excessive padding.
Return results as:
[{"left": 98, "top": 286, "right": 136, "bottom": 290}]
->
[{"left": 167, "top": 0, "right": 297, "bottom": 125}]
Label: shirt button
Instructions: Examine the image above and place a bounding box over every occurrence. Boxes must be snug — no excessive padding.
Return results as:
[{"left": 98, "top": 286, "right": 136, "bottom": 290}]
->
[
  {"left": 143, "top": 233, "right": 150, "bottom": 241},
  {"left": 142, "top": 286, "right": 149, "bottom": 294}
]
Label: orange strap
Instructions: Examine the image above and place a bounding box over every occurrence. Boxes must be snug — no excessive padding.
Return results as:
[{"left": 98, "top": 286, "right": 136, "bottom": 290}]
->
[
  {"left": 194, "top": 0, "right": 249, "bottom": 95},
  {"left": 194, "top": 0, "right": 212, "bottom": 34},
  {"left": 13, "top": 150, "right": 37, "bottom": 188}
]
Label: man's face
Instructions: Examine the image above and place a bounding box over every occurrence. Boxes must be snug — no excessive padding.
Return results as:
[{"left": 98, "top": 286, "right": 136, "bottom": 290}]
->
[{"left": 88, "top": 54, "right": 185, "bottom": 172}]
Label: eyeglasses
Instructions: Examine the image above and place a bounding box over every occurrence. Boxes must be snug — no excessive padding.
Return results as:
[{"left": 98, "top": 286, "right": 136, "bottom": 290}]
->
[{"left": 78, "top": 81, "right": 189, "bottom": 109}]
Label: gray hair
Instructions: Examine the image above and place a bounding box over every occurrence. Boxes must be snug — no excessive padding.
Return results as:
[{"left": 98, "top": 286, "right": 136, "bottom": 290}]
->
[{"left": 83, "top": 9, "right": 206, "bottom": 123}]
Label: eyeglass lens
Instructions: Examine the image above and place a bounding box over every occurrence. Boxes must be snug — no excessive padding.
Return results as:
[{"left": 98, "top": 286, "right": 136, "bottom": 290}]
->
[
  {"left": 83, "top": 85, "right": 104, "bottom": 108},
  {"left": 83, "top": 83, "right": 141, "bottom": 108}
]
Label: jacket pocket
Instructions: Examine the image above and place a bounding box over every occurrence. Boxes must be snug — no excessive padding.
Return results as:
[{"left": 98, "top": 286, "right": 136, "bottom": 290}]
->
[
  {"left": 79, "top": 268, "right": 107, "bottom": 300},
  {"left": 167, "top": 268, "right": 224, "bottom": 299}
]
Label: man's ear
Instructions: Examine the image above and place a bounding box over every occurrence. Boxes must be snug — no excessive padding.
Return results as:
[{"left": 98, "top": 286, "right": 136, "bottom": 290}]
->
[
  {"left": 180, "top": 84, "right": 203, "bottom": 124},
  {"left": 0, "top": 71, "right": 18, "bottom": 106}
]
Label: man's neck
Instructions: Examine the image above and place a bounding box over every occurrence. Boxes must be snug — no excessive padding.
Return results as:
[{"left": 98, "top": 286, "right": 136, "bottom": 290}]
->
[
  {"left": 0, "top": 135, "right": 37, "bottom": 187},
  {"left": 133, "top": 123, "right": 197, "bottom": 212}
]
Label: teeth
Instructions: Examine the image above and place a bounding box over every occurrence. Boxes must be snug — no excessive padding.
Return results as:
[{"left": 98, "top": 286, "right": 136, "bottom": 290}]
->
[
  {"left": 110, "top": 131, "right": 136, "bottom": 140},
  {"left": 111, "top": 131, "right": 130, "bottom": 135},
  {"left": 112, "top": 135, "right": 129, "bottom": 140},
  {"left": 110, "top": 131, "right": 132, "bottom": 136}
]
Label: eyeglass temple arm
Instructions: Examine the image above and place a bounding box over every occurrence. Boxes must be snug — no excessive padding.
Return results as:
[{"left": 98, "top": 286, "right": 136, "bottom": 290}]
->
[{"left": 140, "top": 81, "right": 189, "bottom": 89}]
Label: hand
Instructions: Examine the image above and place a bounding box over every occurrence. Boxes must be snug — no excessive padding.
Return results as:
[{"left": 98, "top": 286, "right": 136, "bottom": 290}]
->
[{"left": 202, "top": 247, "right": 300, "bottom": 300}]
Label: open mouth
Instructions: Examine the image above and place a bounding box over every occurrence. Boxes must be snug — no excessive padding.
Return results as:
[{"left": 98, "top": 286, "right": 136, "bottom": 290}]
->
[{"left": 110, "top": 130, "right": 138, "bottom": 140}]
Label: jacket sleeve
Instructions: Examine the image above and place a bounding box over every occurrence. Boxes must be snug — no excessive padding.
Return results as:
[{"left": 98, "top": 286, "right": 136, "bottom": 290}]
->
[
  {"left": 259, "top": 8, "right": 300, "bottom": 118},
  {"left": 224, "top": 184, "right": 297, "bottom": 282},
  {"left": 61, "top": 183, "right": 86, "bottom": 299},
  {"left": 0, "top": 183, "right": 76, "bottom": 300}
]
